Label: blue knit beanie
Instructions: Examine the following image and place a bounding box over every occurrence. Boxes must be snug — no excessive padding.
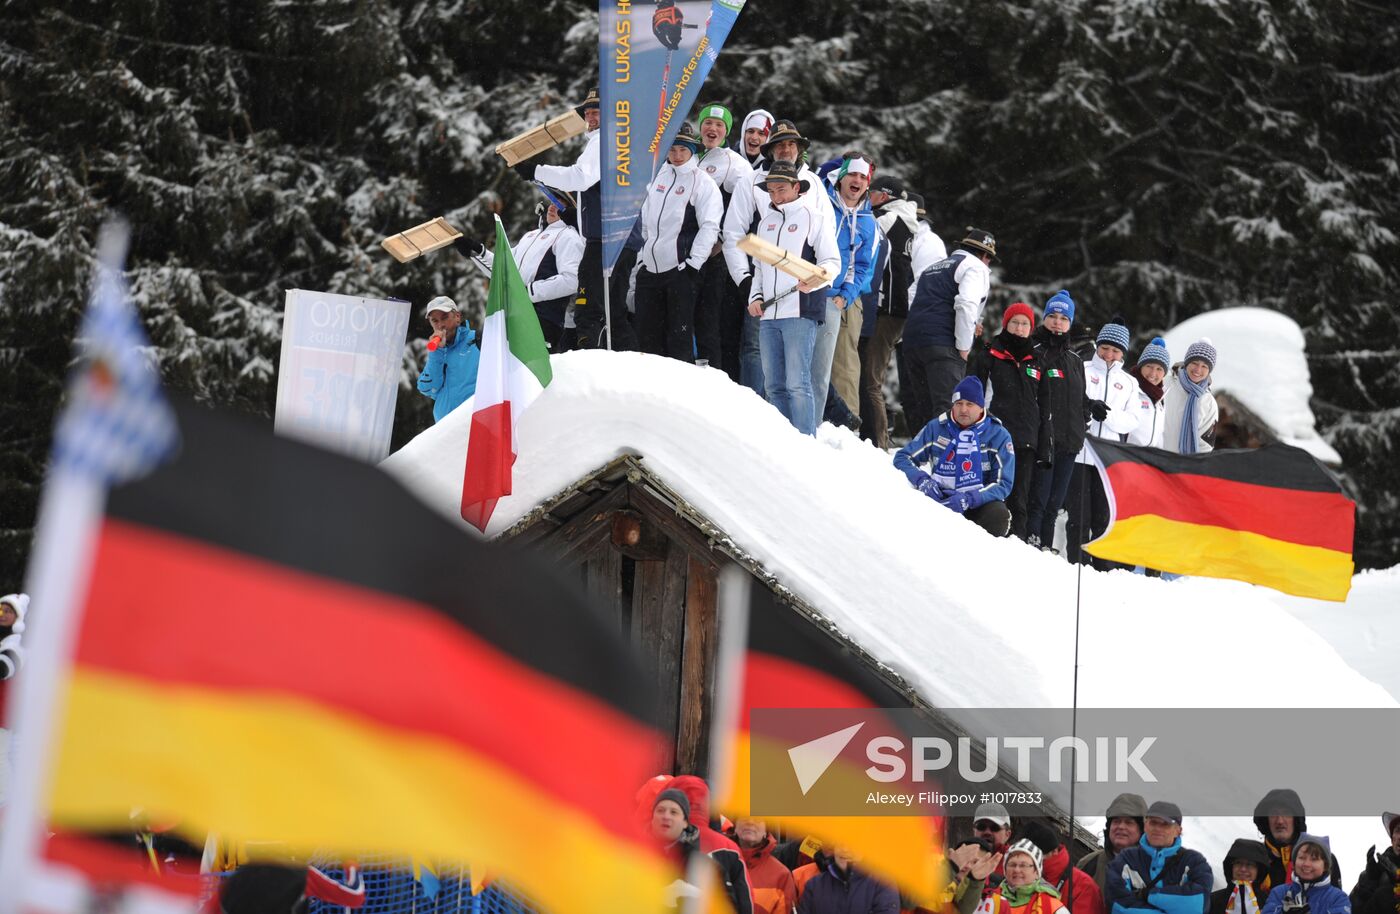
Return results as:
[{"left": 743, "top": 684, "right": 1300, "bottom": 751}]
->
[
  {"left": 951, "top": 376, "right": 985, "bottom": 409},
  {"left": 1138, "top": 336, "right": 1170, "bottom": 370},
  {"left": 1096, "top": 314, "right": 1131, "bottom": 353},
  {"left": 1184, "top": 337, "right": 1217, "bottom": 371},
  {"left": 1044, "top": 290, "right": 1076, "bottom": 324}
]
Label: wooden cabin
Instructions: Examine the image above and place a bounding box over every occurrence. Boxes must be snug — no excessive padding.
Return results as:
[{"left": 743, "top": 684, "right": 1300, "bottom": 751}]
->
[{"left": 501, "top": 454, "right": 1098, "bottom": 853}]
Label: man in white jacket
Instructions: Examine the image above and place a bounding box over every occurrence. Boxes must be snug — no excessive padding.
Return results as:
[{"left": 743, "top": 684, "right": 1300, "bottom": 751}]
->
[
  {"left": 693, "top": 103, "right": 755, "bottom": 374},
  {"left": 635, "top": 122, "right": 722, "bottom": 362},
  {"left": 464, "top": 193, "right": 583, "bottom": 352},
  {"left": 745, "top": 161, "right": 839, "bottom": 435},
  {"left": 516, "top": 87, "right": 635, "bottom": 350},
  {"left": 722, "top": 120, "right": 830, "bottom": 396},
  {"left": 1068, "top": 316, "right": 1141, "bottom": 566}
]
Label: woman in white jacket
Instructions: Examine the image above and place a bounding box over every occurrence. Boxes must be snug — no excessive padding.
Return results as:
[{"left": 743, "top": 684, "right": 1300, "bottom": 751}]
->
[
  {"left": 1127, "top": 336, "right": 1170, "bottom": 448},
  {"left": 1068, "top": 315, "right": 1140, "bottom": 566},
  {"left": 1162, "top": 338, "right": 1220, "bottom": 454}
]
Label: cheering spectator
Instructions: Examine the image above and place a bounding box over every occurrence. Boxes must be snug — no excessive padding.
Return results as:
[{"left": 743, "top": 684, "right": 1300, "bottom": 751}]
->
[
  {"left": 903, "top": 227, "right": 995, "bottom": 427},
  {"left": 1126, "top": 337, "right": 1170, "bottom": 447},
  {"left": 1078, "top": 794, "right": 1148, "bottom": 900},
  {"left": 1348, "top": 812, "right": 1399, "bottom": 914},
  {"left": 732, "top": 108, "right": 774, "bottom": 167},
  {"left": 746, "top": 160, "right": 840, "bottom": 435},
  {"left": 1067, "top": 315, "right": 1140, "bottom": 565},
  {"left": 731, "top": 818, "right": 798, "bottom": 914},
  {"left": 1210, "top": 839, "right": 1270, "bottom": 914},
  {"left": 816, "top": 152, "right": 879, "bottom": 425},
  {"left": 966, "top": 302, "right": 1052, "bottom": 540},
  {"left": 416, "top": 296, "right": 480, "bottom": 423},
  {"left": 463, "top": 192, "right": 583, "bottom": 352},
  {"left": 635, "top": 122, "right": 722, "bottom": 362},
  {"left": 1261, "top": 836, "right": 1352, "bottom": 914},
  {"left": 894, "top": 376, "right": 1016, "bottom": 537},
  {"left": 1024, "top": 290, "right": 1089, "bottom": 552},
  {"left": 977, "top": 839, "right": 1066, "bottom": 914},
  {"left": 861, "top": 175, "right": 918, "bottom": 448},
  {"left": 1021, "top": 821, "right": 1104, "bottom": 914},
  {"left": 1253, "top": 790, "right": 1342, "bottom": 892},
  {"left": 1104, "top": 801, "right": 1212, "bottom": 914},
  {"left": 797, "top": 846, "right": 899, "bottom": 914},
  {"left": 1162, "top": 339, "right": 1220, "bottom": 454},
  {"left": 694, "top": 102, "right": 756, "bottom": 375}
]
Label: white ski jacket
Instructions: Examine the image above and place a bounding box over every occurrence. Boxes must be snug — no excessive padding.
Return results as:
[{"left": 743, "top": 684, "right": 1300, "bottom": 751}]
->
[
  {"left": 1077, "top": 354, "right": 1142, "bottom": 463},
  {"left": 638, "top": 157, "right": 723, "bottom": 274},
  {"left": 749, "top": 197, "right": 839, "bottom": 321}
]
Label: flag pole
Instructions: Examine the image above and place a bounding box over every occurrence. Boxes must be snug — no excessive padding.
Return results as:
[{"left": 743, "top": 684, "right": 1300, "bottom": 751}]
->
[{"left": 602, "top": 265, "right": 615, "bottom": 351}]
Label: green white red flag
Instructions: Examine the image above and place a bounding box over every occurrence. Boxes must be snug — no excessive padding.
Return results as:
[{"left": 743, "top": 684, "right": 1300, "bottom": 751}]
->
[{"left": 460, "top": 216, "right": 553, "bottom": 532}]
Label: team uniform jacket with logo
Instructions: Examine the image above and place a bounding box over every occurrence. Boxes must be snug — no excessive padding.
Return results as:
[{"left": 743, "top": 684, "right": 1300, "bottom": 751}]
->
[
  {"left": 1077, "top": 354, "right": 1142, "bottom": 463},
  {"left": 748, "top": 197, "right": 840, "bottom": 322},
  {"left": 471, "top": 219, "right": 584, "bottom": 326},
  {"left": 638, "top": 156, "right": 722, "bottom": 274},
  {"left": 721, "top": 162, "right": 833, "bottom": 284}
]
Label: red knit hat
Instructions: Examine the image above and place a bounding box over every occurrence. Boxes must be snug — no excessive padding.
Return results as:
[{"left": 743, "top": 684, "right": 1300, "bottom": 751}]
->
[{"left": 1001, "top": 301, "right": 1036, "bottom": 331}]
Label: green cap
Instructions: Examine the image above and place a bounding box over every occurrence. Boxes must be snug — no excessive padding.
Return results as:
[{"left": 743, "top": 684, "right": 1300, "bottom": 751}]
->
[{"left": 697, "top": 103, "right": 733, "bottom": 137}]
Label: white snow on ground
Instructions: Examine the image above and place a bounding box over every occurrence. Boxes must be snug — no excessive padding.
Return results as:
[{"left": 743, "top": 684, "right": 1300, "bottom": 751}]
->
[
  {"left": 383, "top": 350, "right": 1391, "bottom": 887},
  {"left": 1268, "top": 565, "right": 1400, "bottom": 702},
  {"left": 1162, "top": 307, "right": 1341, "bottom": 464}
]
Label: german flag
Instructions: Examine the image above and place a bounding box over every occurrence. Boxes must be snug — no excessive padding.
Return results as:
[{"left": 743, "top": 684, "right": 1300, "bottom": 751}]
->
[
  {"left": 46, "top": 401, "right": 672, "bottom": 914},
  {"left": 716, "top": 584, "right": 942, "bottom": 900},
  {"left": 1085, "top": 439, "right": 1354, "bottom": 601}
]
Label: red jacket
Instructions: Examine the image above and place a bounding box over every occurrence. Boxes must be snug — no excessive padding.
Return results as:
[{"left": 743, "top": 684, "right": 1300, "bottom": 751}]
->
[
  {"left": 1040, "top": 847, "right": 1104, "bottom": 914},
  {"left": 739, "top": 835, "right": 798, "bottom": 914}
]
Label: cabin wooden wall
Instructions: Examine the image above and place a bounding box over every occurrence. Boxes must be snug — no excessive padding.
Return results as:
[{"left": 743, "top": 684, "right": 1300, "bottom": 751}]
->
[{"left": 505, "top": 480, "right": 722, "bottom": 776}]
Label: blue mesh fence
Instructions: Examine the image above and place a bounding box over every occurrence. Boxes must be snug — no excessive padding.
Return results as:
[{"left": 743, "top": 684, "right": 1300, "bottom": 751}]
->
[{"left": 304, "top": 856, "right": 538, "bottom": 914}]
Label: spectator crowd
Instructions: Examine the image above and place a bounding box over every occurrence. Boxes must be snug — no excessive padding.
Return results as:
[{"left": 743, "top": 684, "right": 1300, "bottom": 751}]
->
[
  {"left": 420, "top": 89, "right": 1226, "bottom": 555},
  {"left": 639, "top": 773, "right": 1399, "bottom": 914}
]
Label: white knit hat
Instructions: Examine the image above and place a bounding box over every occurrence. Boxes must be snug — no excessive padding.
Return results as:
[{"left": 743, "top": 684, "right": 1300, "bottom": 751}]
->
[
  {"left": 1005, "top": 839, "right": 1044, "bottom": 877},
  {"left": 1, "top": 593, "right": 28, "bottom": 634}
]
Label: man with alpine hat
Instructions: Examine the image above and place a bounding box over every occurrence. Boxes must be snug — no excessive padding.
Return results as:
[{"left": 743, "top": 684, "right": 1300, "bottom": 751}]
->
[
  {"left": 894, "top": 375, "right": 1016, "bottom": 537},
  {"left": 903, "top": 226, "right": 997, "bottom": 427},
  {"left": 1104, "top": 801, "right": 1213, "bottom": 914},
  {"left": 722, "top": 119, "right": 830, "bottom": 396},
  {"left": 745, "top": 160, "right": 840, "bottom": 436},
  {"left": 694, "top": 102, "right": 755, "bottom": 375},
  {"left": 514, "top": 87, "right": 636, "bottom": 350},
  {"left": 634, "top": 121, "right": 722, "bottom": 362}
]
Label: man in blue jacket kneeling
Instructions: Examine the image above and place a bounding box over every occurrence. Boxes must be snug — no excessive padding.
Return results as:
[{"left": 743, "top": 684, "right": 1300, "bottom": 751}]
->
[
  {"left": 1106, "top": 801, "right": 1214, "bottom": 914},
  {"left": 894, "top": 375, "right": 1015, "bottom": 537}
]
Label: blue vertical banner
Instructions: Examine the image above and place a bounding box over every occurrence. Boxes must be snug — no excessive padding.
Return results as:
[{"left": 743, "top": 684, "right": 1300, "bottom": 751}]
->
[{"left": 599, "top": 0, "right": 746, "bottom": 272}]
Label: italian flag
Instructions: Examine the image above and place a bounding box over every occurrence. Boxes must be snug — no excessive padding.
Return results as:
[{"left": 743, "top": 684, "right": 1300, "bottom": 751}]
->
[{"left": 460, "top": 216, "right": 553, "bottom": 531}]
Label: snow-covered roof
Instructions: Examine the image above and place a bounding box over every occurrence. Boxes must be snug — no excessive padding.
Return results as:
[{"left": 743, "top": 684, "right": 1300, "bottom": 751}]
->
[
  {"left": 1162, "top": 307, "right": 1341, "bottom": 464},
  {"left": 381, "top": 350, "right": 1393, "bottom": 879}
]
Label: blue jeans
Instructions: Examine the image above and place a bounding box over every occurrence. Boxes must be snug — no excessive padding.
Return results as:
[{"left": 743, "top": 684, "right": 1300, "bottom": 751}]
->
[
  {"left": 809, "top": 291, "right": 841, "bottom": 423},
  {"left": 740, "top": 310, "right": 765, "bottom": 399},
  {"left": 760, "top": 317, "right": 818, "bottom": 435}
]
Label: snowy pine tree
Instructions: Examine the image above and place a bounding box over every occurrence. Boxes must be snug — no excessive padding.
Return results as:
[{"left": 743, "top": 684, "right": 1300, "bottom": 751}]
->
[{"left": 1, "top": 0, "right": 1396, "bottom": 579}]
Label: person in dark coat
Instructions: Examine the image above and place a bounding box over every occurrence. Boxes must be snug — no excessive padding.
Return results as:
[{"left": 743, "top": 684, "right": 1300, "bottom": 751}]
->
[
  {"left": 1104, "top": 801, "right": 1213, "bottom": 914},
  {"left": 965, "top": 301, "right": 1052, "bottom": 540},
  {"left": 1024, "top": 290, "right": 1090, "bottom": 552},
  {"left": 1349, "top": 812, "right": 1399, "bottom": 914},
  {"left": 1079, "top": 794, "right": 1148, "bottom": 902},
  {"left": 1254, "top": 789, "right": 1343, "bottom": 892},
  {"left": 797, "top": 847, "right": 900, "bottom": 914},
  {"left": 1261, "top": 835, "right": 1352, "bottom": 914},
  {"left": 1210, "top": 839, "right": 1270, "bottom": 914}
]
